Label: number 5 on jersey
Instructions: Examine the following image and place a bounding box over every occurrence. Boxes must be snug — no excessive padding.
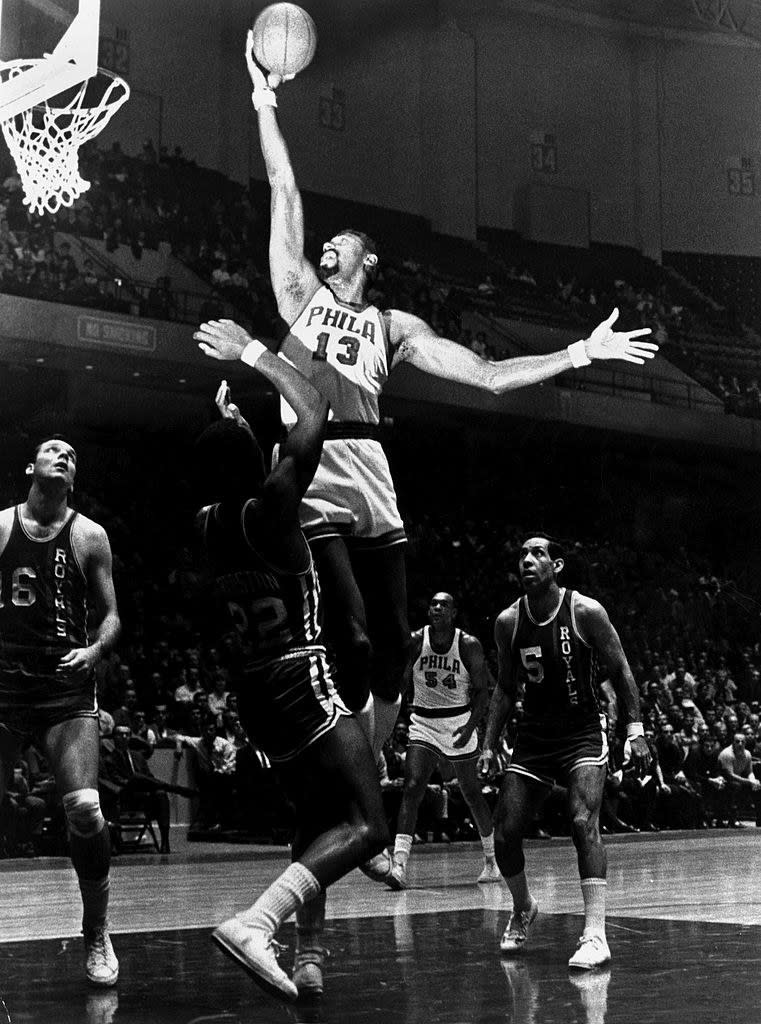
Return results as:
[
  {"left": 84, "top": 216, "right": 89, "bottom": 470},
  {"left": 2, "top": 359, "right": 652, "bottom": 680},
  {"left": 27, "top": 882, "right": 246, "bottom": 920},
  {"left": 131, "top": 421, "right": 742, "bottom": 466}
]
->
[{"left": 520, "top": 646, "right": 544, "bottom": 685}]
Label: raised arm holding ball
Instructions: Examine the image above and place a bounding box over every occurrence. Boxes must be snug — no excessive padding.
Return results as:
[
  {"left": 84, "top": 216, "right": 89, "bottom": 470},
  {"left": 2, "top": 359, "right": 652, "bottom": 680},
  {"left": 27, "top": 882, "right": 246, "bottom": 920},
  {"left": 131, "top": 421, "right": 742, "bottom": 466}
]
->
[{"left": 194, "top": 11, "right": 659, "bottom": 913}]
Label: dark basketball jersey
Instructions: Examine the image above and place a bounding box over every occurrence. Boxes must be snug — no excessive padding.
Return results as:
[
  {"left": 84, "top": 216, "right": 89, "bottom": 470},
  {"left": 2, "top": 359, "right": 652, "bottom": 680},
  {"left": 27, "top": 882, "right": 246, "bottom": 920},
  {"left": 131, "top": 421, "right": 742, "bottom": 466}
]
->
[
  {"left": 200, "top": 500, "right": 323, "bottom": 669},
  {"left": 0, "top": 507, "right": 89, "bottom": 670},
  {"left": 510, "top": 588, "right": 601, "bottom": 726}
]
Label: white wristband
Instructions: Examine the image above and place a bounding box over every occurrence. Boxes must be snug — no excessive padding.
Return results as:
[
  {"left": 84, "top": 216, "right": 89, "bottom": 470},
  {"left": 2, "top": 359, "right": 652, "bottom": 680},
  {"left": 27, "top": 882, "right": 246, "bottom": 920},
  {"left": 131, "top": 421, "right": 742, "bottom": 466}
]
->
[
  {"left": 241, "top": 339, "right": 267, "bottom": 368},
  {"left": 626, "top": 722, "right": 645, "bottom": 740},
  {"left": 567, "top": 339, "right": 591, "bottom": 368},
  {"left": 252, "top": 88, "right": 277, "bottom": 111}
]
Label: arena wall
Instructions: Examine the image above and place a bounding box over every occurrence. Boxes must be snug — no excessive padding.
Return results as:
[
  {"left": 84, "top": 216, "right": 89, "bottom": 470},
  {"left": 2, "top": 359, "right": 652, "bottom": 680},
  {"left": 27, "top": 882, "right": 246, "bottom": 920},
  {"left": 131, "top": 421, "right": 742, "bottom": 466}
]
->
[{"left": 82, "top": 2, "right": 761, "bottom": 259}]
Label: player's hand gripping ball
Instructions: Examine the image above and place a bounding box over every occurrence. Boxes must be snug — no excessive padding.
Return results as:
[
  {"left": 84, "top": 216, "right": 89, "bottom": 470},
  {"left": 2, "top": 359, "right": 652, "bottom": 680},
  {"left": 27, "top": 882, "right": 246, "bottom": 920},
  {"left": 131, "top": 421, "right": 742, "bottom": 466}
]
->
[{"left": 251, "top": 3, "right": 317, "bottom": 80}]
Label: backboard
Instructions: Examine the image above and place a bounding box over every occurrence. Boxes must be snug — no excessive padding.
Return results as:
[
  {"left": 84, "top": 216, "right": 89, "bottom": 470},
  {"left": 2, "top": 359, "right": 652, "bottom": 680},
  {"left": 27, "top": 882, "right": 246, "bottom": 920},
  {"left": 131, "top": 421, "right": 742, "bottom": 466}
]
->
[{"left": 0, "top": 0, "right": 99, "bottom": 119}]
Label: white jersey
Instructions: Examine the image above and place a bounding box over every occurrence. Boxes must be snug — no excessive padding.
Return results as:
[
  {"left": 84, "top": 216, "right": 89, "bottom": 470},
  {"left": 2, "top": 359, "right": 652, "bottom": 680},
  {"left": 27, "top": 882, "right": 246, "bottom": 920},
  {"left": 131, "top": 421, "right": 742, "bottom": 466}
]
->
[
  {"left": 411, "top": 627, "right": 471, "bottom": 712},
  {"left": 280, "top": 285, "right": 390, "bottom": 426}
]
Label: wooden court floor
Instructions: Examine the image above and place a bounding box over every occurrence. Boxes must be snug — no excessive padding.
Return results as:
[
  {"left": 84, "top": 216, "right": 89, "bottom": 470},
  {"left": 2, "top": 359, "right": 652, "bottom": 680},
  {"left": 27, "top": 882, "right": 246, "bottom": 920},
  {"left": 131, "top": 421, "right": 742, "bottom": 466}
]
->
[{"left": 0, "top": 829, "right": 759, "bottom": 1023}]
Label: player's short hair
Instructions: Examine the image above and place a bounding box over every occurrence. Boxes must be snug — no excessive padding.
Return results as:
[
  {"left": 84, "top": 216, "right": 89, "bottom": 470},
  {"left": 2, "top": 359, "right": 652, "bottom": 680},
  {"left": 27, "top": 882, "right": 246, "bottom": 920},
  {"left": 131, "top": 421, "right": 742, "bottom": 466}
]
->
[
  {"left": 341, "top": 228, "right": 379, "bottom": 282},
  {"left": 193, "top": 420, "right": 266, "bottom": 504},
  {"left": 522, "top": 531, "right": 566, "bottom": 561},
  {"left": 32, "top": 433, "right": 77, "bottom": 461}
]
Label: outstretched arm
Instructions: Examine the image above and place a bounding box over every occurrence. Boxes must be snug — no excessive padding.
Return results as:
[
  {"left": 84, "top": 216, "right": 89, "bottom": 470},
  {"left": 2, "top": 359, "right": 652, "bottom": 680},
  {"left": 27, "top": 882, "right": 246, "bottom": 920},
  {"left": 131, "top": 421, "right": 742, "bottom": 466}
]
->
[
  {"left": 389, "top": 307, "right": 658, "bottom": 396},
  {"left": 245, "top": 32, "right": 320, "bottom": 324},
  {"left": 195, "top": 321, "right": 328, "bottom": 514},
  {"left": 575, "top": 595, "right": 651, "bottom": 775}
]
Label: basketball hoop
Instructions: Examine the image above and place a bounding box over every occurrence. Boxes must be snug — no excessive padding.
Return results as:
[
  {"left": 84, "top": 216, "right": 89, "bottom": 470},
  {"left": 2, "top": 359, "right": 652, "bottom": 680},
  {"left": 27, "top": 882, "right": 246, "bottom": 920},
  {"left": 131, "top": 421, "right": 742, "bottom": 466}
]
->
[{"left": 0, "top": 61, "right": 130, "bottom": 216}]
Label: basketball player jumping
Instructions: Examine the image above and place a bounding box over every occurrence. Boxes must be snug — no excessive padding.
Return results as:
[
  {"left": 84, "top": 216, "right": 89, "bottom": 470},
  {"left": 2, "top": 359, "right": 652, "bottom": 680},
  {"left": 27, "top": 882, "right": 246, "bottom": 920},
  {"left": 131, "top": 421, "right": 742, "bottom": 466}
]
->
[
  {"left": 193, "top": 327, "right": 388, "bottom": 1002},
  {"left": 478, "top": 534, "right": 651, "bottom": 969},
  {"left": 0, "top": 437, "right": 121, "bottom": 986},
  {"left": 386, "top": 592, "right": 500, "bottom": 889},
  {"left": 197, "top": 36, "right": 657, "bottom": 882}
]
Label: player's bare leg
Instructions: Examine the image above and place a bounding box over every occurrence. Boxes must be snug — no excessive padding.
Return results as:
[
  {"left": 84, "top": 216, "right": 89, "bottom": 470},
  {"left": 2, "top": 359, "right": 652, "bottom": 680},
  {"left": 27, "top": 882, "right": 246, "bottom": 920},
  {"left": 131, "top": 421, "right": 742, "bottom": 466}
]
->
[
  {"left": 354, "top": 544, "right": 410, "bottom": 755},
  {"left": 388, "top": 742, "right": 440, "bottom": 889},
  {"left": 309, "top": 537, "right": 374, "bottom": 741},
  {"left": 494, "top": 772, "right": 546, "bottom": 953},
  {"left": 454, "top": 758, "right": 500, "bottom": 883},
  {"left": 566, "top": 764, "right": 611, "bottom": 970},
  {"left": 291, "top": 815, "right": 328, "bottom": 999},
  {"left": 213, "top": 714, "right": 388, "bottom": 1001},
  {"left": 45, "top": 716, "right": 117, "bottom": 986}
]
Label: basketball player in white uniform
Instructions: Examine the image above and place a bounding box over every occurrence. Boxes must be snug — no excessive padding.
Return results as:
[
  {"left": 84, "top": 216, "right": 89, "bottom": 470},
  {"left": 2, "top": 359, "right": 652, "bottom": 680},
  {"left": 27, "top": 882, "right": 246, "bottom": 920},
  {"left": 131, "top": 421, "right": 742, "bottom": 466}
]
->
[
  {"left": 386, "top": 592, "right": 500, "bottom": 889},
  {"left": 197, "top": 41, "right": 657, "bottom": 891}
]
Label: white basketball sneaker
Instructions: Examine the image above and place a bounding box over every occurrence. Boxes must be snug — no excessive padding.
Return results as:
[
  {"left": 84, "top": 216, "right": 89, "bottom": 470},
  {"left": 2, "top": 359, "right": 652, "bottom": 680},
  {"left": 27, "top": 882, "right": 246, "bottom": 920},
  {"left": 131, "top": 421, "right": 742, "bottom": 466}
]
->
[
  {"left": 84, "top": 926, "right": 119, "bottom": 987},
  {"left": 568, "top": 933, "right": 611, "bottom": 970},
  {"left": 499, "top": 897, "right": 539, "bottom": 953},
  {"left": 212, "top": 917, "right": 298, "bottom": 1002},
  {"left": 477, "top": 858, "right": 502, "bottom": 884}
]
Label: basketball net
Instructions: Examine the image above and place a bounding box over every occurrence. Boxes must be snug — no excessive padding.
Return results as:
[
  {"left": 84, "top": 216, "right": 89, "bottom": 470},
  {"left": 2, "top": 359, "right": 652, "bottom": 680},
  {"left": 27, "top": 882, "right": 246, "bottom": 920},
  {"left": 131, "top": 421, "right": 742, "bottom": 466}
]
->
[{"left": 0, "top": 62, "right": 130, "bottom": 216}]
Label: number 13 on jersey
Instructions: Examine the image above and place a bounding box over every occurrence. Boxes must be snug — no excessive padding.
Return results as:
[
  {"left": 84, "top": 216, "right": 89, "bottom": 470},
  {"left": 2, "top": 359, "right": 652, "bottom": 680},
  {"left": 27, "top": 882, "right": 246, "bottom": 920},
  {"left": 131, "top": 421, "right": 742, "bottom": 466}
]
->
[{"left": 312, "top": 332, "right": 360, "bottom": 367}]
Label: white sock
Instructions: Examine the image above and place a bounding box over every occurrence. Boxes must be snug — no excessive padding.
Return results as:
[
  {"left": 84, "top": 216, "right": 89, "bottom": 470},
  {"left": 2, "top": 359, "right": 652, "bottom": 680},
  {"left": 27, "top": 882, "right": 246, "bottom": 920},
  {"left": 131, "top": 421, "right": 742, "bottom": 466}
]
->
[
  {"left": 372, "top": 695, "right": 401, "bottom": 759},
  {"left": 580, "top": 877, "right": 606, "bottom": 937},
  {"left": 355, "top": 693, "right": 375, "bottom": 749},
  {"left": 393, "top": 833, "right": 413, "bottom": 868},
  {"left": 238, "top": 862, "right": 321, "bottom": 935},
  {"left": 79, "top": 875, "right": 110, "bottom": 932},
  {"left": 480, "top": 830, "right": 495, "bottom": 860},
  {"left": 506, "top": 870, "right": 532, "bottom": 912}
]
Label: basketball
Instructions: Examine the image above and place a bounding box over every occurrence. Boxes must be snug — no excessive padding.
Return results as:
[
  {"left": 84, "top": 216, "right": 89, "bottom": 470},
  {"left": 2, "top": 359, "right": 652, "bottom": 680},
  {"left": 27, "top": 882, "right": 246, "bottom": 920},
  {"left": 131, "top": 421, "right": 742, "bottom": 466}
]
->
[{"left": 251, "top": 4, "right": 317, "bottom": 79}]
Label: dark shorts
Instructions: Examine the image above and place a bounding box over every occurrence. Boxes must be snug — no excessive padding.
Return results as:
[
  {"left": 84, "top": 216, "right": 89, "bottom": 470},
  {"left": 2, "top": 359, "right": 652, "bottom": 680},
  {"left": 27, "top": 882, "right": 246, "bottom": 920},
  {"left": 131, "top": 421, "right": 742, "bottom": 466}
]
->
[
  {"left": 0, "top": 658, "right": 98, "bottom": 741},
  {"left": 508, "top": 715, "right": 608, "bottom": 788},
  {"left": 237, "top": 647, "right": 351, "bottom": 764}
]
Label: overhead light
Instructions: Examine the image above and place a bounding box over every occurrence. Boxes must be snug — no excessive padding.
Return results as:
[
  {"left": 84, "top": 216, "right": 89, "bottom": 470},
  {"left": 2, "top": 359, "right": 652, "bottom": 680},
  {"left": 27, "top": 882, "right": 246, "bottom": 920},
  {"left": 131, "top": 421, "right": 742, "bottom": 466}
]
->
[
  {"left": 85, "top": 365, "right": 94, "bottom": 371},
  {"left": 35, "top": 357, "right": 44, "bottom": 364},
  {"left": 132, "top": 371, "right": 141, "bottom": 378}
]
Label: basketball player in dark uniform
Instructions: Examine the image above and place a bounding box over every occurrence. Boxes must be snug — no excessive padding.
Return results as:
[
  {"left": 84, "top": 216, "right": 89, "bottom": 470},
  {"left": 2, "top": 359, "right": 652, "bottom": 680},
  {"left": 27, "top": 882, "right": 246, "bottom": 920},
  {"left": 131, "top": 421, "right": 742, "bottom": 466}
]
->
[
  {"left": 226, "top": 41, "right": 658, "bottom": 815},
  {"left": 478, "top": 534, "right": 650, "bottom": 970},
  {"left": 193, "top": 326, "right": 388, "bottom": 1002},
  {"left": 0, "top": 437, "right": 121, "bottom": 985},
  {"left": 386, "top": 592, "right": 499, "bottom": 889}
]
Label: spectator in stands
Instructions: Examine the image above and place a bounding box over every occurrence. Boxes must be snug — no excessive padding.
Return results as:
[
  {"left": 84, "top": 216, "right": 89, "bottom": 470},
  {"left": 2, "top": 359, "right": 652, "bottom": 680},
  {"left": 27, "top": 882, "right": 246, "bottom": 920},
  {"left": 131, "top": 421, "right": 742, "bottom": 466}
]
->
[
  {"left": 655, "top": 724, "right": 702, "bottom": 828},
  {"left": 176, "top": 716, "right": 237, "bottom": 832},
  {"left": 98, "top": 707, "right": 115, "bottom": 741},
  {"left": 100, "top": 725, "right": 172, "bottom": 854},
  {"left": 685, "top": 734, "right": 729, "bottom": 827},
  {"left": 146, "top": 705, "right": 174, "bottom": 747},
  {"left": 131, "top": 710, "right": 154, "bottom": 755},
  {"left": 112, "top": 686, "right": 139, "bottom": 730},
  {"left": 207, "top": 670, "right": 231, "bottom": 721},
  {"left": 173, "top": 667, "right": 203, "bottom": 711},
  {"left": 477, "top": 274, "right": 497, "bottom": 299},
  {"left": 220, "top": 710, "right": 241, "bottom": 748},
  {"left": 0, "top": 757, "right": 47, "bottom": 856},
  {"left": 718, "top": 732, "right": 761, "bottom": 827}
]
